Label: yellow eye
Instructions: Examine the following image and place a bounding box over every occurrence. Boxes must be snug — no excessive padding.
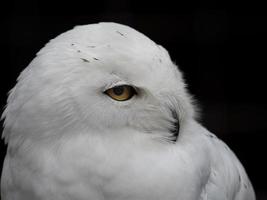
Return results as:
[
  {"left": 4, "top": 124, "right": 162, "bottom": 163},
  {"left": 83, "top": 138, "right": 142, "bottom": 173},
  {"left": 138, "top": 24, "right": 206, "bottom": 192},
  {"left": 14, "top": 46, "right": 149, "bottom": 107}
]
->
[{"left": 105, "top": 85, "right": 136, "bottom": 101}]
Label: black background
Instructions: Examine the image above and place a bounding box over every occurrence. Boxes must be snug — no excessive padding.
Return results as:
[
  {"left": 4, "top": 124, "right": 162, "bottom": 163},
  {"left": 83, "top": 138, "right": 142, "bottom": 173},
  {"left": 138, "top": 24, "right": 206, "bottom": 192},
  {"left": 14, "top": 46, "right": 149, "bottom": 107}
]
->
[{"left": 0, "top": 0, "right": 266, "bottom": 199}]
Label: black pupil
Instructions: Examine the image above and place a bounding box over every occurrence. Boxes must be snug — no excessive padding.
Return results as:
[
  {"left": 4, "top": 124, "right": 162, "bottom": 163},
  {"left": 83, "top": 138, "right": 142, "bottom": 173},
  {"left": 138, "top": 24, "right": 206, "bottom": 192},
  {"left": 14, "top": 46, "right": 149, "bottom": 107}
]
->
[{"left": 113, "top": 86, "right": 125, "bottom": 96}]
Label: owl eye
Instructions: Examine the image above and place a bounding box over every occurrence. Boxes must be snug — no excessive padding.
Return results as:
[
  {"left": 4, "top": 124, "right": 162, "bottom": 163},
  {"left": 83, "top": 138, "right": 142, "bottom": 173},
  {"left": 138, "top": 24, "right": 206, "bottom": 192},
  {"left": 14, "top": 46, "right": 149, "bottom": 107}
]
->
[{"left": 105, "top": 85, "right": 137, "bottom": 101}]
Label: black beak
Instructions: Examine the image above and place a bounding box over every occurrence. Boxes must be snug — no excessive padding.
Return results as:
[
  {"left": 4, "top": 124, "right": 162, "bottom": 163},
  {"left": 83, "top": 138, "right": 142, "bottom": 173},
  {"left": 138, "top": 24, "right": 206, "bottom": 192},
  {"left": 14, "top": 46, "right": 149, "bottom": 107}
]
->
[{"left": 169, "top": 109, "right": 180, "bottom": 142}]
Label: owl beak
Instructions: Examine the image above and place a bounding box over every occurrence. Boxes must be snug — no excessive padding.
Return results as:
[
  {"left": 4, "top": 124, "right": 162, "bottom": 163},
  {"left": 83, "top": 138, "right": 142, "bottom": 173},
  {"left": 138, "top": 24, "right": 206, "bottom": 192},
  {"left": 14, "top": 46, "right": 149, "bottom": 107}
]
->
[{"left": 169, "top": 109, "right": 180, "bottom": 142}]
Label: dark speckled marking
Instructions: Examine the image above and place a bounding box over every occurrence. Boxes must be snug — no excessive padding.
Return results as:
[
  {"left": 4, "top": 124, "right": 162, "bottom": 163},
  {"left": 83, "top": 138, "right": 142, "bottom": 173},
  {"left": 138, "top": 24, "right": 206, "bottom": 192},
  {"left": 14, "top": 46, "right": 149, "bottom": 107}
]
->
[
  {"left": 244, "top": 183, "right": 248, "bottom": 189},
  {"left": 159, "top": 59, "right": 162, "bottom": 63},
  {"left": 208, "top": 134, "right": 215, "bottom": 138},
  {"left": 71, "top": 44, "right": 75, "bottom": 46},
  {"left": 80, "top": 58, "right": 90, "bottom": 63},
  {"left": 87, "top": 45, "right": 96, "bottom": 48},
  {"left": 93, "top": 57, "right": 99, "bottom": 61},
  {"left": 116, "top": 31, "right": 125, "bottom": 37},
  {"left": 238, "top": 174, "right": 241, "bottom": 183},
  {"left": 77, "top": 50, "right": 81, "bottom": 53}
]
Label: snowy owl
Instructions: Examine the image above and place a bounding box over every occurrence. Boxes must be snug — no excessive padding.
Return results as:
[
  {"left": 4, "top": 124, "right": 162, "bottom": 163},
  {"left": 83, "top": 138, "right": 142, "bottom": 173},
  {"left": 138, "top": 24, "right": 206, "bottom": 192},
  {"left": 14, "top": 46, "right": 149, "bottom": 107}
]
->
[{"left": 1, "top": 22, "right": 255, "bottom": 200}]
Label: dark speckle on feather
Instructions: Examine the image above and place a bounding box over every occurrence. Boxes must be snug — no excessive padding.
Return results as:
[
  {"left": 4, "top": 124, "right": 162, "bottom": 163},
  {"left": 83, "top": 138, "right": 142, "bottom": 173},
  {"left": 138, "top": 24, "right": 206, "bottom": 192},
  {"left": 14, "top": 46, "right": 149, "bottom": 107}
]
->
[
  {"left": 93, "top": 57, "right": 99, "bottom": 61},
  {"left": 206, "top": 133, "right": 215, "bottom": 138},
  {"left": 80, "top": 58, "right": 90, "bottom": 63},
  {"left": 238, "top": 174, "right": 241, "bottom": 183},
  {"left": 159, "top": 58, "right": 162, "bottom": 63},
  {"left": 116, "top": 31, "right": 125, "bottom": 37},
  {"left": 244, "top": 183, "right": 248, "bottom": 189},
  {"left": 71, "top": 44, "right": 75, "bottom": 46},
  {"left": 77, "top": 50, "right": 81, "bottom": 53}
]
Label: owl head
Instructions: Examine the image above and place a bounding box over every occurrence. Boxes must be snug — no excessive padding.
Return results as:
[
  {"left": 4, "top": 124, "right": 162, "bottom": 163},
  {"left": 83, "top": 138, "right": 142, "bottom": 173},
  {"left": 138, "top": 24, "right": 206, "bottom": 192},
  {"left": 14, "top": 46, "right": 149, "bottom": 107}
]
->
[{"left": 2, "top": 23, "right": 197, "bottom": 148}]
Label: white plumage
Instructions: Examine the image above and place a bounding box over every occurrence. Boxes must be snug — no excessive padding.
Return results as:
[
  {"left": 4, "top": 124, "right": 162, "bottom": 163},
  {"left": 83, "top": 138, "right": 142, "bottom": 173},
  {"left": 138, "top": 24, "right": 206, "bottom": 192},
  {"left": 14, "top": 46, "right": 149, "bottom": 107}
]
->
[{"left": 1, "top": 22, "right": 255, "bottom": 200}]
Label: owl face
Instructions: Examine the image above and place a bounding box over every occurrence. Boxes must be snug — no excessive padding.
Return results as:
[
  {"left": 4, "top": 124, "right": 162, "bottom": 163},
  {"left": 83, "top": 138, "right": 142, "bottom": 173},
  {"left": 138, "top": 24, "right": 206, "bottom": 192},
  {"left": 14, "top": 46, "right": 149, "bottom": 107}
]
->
[{"left": 2, "top": 23, "right": 195, "bottom": 145}]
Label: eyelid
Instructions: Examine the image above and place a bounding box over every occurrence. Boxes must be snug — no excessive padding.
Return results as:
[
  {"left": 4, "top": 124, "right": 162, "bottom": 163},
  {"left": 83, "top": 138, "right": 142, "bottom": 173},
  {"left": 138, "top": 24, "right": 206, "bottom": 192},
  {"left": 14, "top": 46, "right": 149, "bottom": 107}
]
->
[{"left": 103, "top": 81, "right": 128, "bottom": 92}]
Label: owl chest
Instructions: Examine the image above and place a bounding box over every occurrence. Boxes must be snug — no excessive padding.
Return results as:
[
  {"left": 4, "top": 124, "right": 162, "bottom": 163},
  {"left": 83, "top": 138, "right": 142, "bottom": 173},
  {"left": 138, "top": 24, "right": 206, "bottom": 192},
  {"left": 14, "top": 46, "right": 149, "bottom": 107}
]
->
[
  {"left": 12, "top": 136, "right": 202, "bottom": 200},
  {"left": 41, "top": 140, "right": 202, "bottom": 200}
]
